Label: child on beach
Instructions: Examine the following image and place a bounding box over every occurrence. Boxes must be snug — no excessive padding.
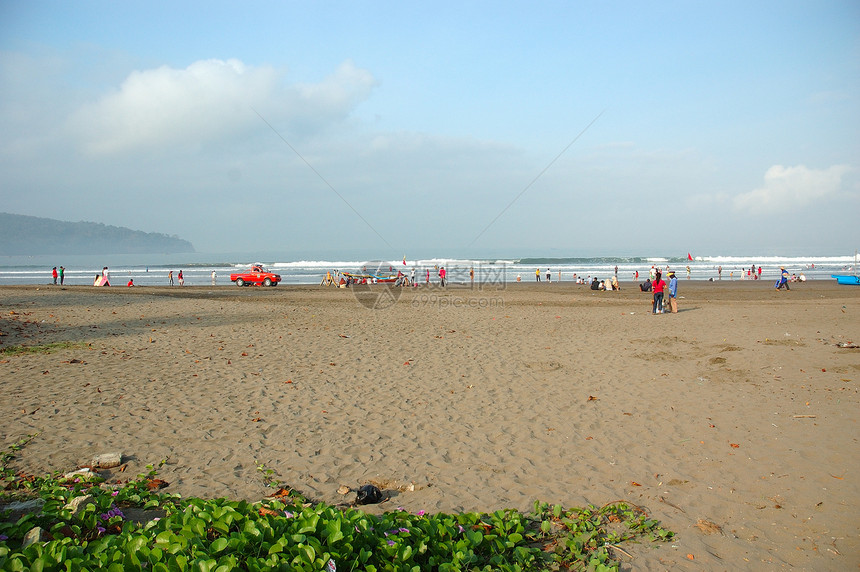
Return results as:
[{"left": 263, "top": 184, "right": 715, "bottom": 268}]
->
[{"left": 652, "top": 271, "right": 666, "bottom": 314}]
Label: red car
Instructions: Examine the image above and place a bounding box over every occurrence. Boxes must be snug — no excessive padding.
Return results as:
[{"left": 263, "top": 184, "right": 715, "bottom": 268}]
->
[{"left": 230, "top": 265, "right": 281, "bottom": 287}]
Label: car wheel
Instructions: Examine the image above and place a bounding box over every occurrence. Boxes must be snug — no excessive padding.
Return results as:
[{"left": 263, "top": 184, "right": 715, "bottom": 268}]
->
[
  {"left": 235, "top": 278, "right": 245, "bottom": 287},
  {"left": 263, "top": 278, "right": 272, "bottom": 287}
]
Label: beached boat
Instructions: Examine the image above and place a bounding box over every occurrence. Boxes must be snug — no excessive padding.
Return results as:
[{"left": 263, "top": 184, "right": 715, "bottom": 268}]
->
[
  {"left": 341, "top": 272, "right": 402, "bottom": 284},
  {"left": 831, "top": 251, "right": 859, "bottom": 285},
  {"left": 831, "top": 274, "right": 860, "bottom": 285}
]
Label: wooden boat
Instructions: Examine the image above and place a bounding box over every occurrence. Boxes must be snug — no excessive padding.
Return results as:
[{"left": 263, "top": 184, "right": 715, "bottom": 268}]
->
[{"left": 341, "top": 272, "right": 402, "bottom": 284}]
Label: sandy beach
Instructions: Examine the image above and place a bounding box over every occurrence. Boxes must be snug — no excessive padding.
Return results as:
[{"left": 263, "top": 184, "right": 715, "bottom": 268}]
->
[{"left": 1, "top": 280, "right": 858, "bottom": 570}]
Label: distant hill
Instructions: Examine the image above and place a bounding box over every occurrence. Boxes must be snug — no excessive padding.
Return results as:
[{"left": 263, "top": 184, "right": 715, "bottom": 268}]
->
[{"left": 0, "top": 213, "right": 195, "bottom": 255}]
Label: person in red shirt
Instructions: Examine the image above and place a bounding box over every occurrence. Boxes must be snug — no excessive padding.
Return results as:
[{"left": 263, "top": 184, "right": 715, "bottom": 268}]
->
[{"left": 652, "top": 271, "right": 667, "bottom": 314}]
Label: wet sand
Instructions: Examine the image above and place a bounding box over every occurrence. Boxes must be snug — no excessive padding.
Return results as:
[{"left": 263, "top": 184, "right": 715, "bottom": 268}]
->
[{"left": 1, "top": 281, "right": 858, "bottom": 570}]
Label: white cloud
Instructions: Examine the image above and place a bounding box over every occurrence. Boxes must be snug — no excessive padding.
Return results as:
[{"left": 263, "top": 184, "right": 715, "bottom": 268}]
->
[
  {"left": 732, "top": 164, "right": 852, "bottom": 214},
  {"left": 68, "top": 58, "right": 376, "bottom": 155},
  {"left": 294, "top": 61, "right": 377, "bottom": 117}
]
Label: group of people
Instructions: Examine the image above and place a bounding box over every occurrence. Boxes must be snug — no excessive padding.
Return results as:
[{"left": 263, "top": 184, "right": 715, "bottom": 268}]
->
[
  {"left": 535, "top": 268, "right": 554, "bottom": 282},
  {"left": 51, "top": 266, "right": 66, "bottom": 285},
  {"left": 50, "top": 266, "right": 219, "bottom": 287},
  {"left": 640, "top": 269, "right": 679, "bottom": 314},
  {"left": 589, "top": 275, "right": 620, "bottom": 291},
  {"left": 93, "top": 266, "right": 110, "bottom": 286}
]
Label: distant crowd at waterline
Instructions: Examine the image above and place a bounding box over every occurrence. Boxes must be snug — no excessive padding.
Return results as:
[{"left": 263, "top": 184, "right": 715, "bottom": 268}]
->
[
  {"left": 62, "top": 266, "right": 218, "bottom": 287},
  {"left": 40, "top": 261, "right": 817, "bottom": 290}
]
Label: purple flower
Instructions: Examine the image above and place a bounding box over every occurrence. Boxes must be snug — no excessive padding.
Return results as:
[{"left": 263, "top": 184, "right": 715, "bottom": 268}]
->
[
  {"left": 415, "top": 510, "right": 425, "bottom": 516},
  {"left": 387, "top": 540, "right": 396, "bottom": 546},
  {"left": 283, "top": 511, "right": 294, "bottom": 518},
  {"left": 399, "top": 528, "right": 409, "bottom": 534},
  {"left": 111, "top": 491, "right": 119, "bottom": 497},
  {"left": 96, "top": 526, "right": 106, "bottom": 535},
  {"left": 0, "top": 534, "right": 8, "bottom": 541},
  {"left": 458, "top": 524, "right": 465, "bottom": 533},
  {"left": 99, "top": 504, "right": 125, "bottom": 521}
]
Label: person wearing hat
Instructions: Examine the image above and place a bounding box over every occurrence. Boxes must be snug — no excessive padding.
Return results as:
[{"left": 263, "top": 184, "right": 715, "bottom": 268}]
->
[
  {"left": 775, "top": 266, "right": 790, "bottom": 290},
  {"left": 668, "top": 271, "right": 679, "bottom": 313}
]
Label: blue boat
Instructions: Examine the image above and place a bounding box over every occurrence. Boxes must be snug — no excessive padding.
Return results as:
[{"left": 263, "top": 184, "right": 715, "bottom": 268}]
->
[
  {"left": 832, "top": 274, "right": 860, "bottom": 285},
  {"left": 832, "top": 251, "right": 859, "bottom": 285}
]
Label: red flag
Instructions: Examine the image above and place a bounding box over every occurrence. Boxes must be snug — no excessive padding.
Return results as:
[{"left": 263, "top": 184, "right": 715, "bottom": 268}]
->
[{"left": 687, "top": 253, "right": 693, "bottom": 261}]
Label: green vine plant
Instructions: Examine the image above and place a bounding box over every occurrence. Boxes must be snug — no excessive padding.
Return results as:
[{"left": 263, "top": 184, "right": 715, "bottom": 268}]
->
[
  {"left": 1, "top": 440, "right": 673, "bottom": 571},
  {"left": 0, "top": 434, "right": 38, "bottom": 486},
  {"left": 254, "top": 462, "right": 283, "bottom": 490}
]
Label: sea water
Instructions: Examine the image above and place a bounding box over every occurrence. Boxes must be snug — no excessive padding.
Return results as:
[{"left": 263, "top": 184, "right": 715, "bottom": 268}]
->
[{"left": 0, "top": 253, "right": 854, "bottom": 287}]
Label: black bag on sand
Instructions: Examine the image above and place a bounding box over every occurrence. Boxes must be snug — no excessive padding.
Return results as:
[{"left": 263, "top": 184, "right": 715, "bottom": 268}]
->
[{"left": 355, "top": 484, "right": 383, "bottom": 505}]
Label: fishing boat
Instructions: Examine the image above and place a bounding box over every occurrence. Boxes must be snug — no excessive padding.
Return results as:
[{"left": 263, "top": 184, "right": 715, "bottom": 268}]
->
[
  {"left": 341, "top": 272, "right": 402, "bottom": 284},
  {"left": 831, "top": 251, "right": 859, "bottom": 285}
]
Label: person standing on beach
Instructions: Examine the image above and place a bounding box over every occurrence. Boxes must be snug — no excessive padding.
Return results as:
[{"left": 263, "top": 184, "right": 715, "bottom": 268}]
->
[
  {"left": 168, "top": 270, "right": 174, "bottom": 286},
  {"left": 51, "top": 267, "right": 58, "bottom": 285},
  {"left": 469, "top": 267, "right": 474, "bottom": 286},
  {"left": 211, "top": 271, "right": 216, "bottom": 285},
  {"left": 535, "top": 268, "right": 541, "bottom": 282},
  {"left": 718, "top": 266, "right": 722, "bottom": 280},
  {"left": 59, "top": 266, "right": 65, "bottom": 285},
  {"left": 652, "top": 271, "right": 666, "bottom": 314},
  {"left": 411, "top": 268, "right": 416, "bottom": 287},
  {"left": 178, "top": 270, "right": 184, "bottom": 286},
  {"left": 439, "top": 266, "right": 446, "bottom": 287},
  {"left": 426, "top": 268, "right": 430, "bottom": 285},
  {"left": 102, "top": 267, "right": 110, "bottom": 286},
  {"left": 546, "top": 268, "right": 551, "bottom": 283},
  {"left": 686, "top": 265, "right": 691, "bottom": 280},
  {"left": 668, "top": 271, "right": 678, "bottom": 313}
]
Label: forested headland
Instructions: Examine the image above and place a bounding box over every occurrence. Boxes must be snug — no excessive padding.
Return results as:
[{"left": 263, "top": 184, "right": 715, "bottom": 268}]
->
[{"left": 0, "top": 213, "right": 195, "bottom": 255}]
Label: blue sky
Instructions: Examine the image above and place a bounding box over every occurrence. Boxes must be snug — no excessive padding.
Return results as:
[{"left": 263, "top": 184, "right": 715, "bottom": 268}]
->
[{"left": 1, "top": 1, "right": 857, "bottom": 259}]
